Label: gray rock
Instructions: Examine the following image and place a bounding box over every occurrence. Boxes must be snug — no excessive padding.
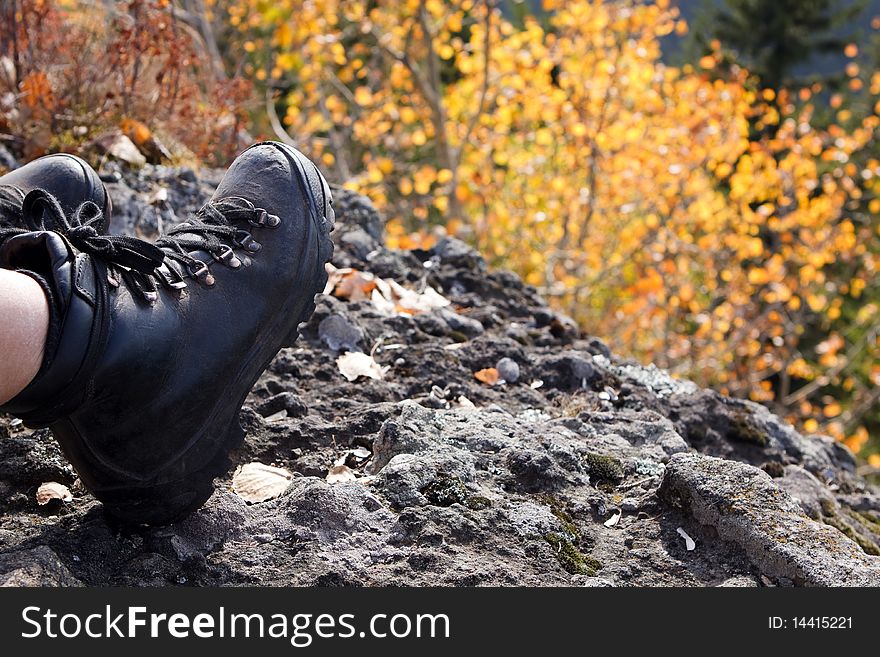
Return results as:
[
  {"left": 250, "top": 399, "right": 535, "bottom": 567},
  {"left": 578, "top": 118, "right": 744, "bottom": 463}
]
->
[
  {"left": 659, "top": 453, "right": 880, "bottom": 586},
  {"left": 318, "top": 313, "right": 365, "bottom": 352},
  {"left": 375, "top": 452, "right": 476, "bottom": 508},
  {"left": 778, "top": 465, "right": 837, "bottom": 520},
  {"left": 496, "top": 357, "right": 520, "bottom": 383},
  {"left": 0, "top": 546, "right": 82, "bottom": 586},
  {"left": 436, "top": 308, "right": 484, "bottom": 338},
  {"left": 1, "top": 169, "right": 878, "bottom": 588},
  {"left": 716, "top": 576, "right": 759, "bottom": 587}
]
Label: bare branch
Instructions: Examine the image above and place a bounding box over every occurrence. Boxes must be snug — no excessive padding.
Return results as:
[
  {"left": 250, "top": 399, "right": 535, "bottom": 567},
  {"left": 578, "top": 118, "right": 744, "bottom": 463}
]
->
[
  {"left": 458, "top": 0, "right": 494, "bottom": 160},
  {"left": 265, "top": 87, "right": 298, "bottom": 148}
]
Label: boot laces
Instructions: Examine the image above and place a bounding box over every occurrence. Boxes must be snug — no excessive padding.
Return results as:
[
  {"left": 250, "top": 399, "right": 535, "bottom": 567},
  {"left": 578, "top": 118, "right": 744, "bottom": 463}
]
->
[{"left": 0, "top": 188, "right": 279, "bottom": 301}]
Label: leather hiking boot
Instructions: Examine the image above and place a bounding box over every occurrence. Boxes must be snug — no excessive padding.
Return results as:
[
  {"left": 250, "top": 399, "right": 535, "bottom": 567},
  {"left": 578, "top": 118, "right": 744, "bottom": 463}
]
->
[
  {"left": 0, "top": 142, "right": 334, "bottom": 525},
  {"left": 0, "top": 153, "right": 111, "bottom": 230}
]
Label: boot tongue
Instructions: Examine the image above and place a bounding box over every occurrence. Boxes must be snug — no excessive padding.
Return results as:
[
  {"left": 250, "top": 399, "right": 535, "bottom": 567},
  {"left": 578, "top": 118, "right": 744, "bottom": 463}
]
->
[
  {"left": 0, "top": 231, "right": 97, "bottom": 426},
  {"left": 0, "top": 230, "right": 77, "bottom": 307}
]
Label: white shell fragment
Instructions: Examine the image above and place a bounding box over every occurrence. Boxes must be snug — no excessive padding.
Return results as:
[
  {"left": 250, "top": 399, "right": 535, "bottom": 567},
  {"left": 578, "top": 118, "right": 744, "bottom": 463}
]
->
[
  {"left": 36, "top": 482, "right": 73, "bottom": 505},
  {"left": 457, "top": 395, "right": 476, "bottom": 408},
  {"left": 336, "top": 351, "right": 389, "bottom": 381},
  {"left": 326, "top": 465, "right": 357, "bottom": 484},
  {"left": 350, "top": 447, "right": 371, "bottom": 460},
  {"left": 232, "top": 462, "right": 293, "bottom": 503},
  {"left": 604, "top": 511, "right": 621, "bottom": 527},
  {"left": 263, "top": 409, "right": 288, "bottom": 423},
  {"left": 677, "top": 527, "right": 696, "bottom": 551}
]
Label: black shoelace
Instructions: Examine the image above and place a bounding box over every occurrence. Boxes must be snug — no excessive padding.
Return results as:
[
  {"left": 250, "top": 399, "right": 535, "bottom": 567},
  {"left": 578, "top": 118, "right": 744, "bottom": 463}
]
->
[{"left": 0, "top": 188, "right": 279, "bottom": 301}]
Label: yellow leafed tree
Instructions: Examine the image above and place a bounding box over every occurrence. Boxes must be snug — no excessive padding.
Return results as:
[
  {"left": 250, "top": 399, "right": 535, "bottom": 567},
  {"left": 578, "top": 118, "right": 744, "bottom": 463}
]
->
[{"left": 216, "top": 0, "right": 879, "bottom": 454}]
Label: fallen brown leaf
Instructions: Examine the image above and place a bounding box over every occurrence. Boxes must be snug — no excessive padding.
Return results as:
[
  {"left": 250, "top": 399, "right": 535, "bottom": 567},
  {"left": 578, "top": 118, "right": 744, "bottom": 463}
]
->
[
  {"left": 326, "top": 465, "right": 357, "bottom": 484},
  {"left": 36, "top": 482, "right": 72, "bottom": 505},
  {"left": 474, "top": 367, "right": 500, "bottom": 385},
  {"left": 232, "top": 462, "right": 293, "bottom": 503},
  {"left": 336, "top": 351, "right": 388, "bottom": 381}
]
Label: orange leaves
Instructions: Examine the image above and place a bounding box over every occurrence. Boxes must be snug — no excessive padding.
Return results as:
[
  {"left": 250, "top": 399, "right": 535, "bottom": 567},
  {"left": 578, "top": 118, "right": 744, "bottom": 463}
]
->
[
  {"left": 20, "top": 71, "right": 54, "bottom": 111},
  {"left": 120, "top": 118, "right": 152, "bottom": 146},
  {"left": 330, "top": 270, "right": 378, "bottom": 302},
  {"left": 474, "top": 368, "right": 499, "bottom": 385},
  {"left": 6, "top": 0, "right": 252, "bottom": 164},
  {"left": 227, "top": 0, "right": 880, "bottom": 455}
]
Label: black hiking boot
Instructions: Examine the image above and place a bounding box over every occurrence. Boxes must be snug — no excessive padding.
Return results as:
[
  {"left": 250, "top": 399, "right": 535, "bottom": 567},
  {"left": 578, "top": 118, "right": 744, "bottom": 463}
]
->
[
  {"left": 0, "top": 153, "right": 111, "bottom": 229},
  {"left": 0, "top": 142, "right": 334, "bottom": 525}
]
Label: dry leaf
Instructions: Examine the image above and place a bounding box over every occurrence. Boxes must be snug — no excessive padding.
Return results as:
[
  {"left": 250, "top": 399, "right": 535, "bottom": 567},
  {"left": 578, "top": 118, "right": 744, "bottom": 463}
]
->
[
  {"left": 333, "top": 270, "right": 377, "bottom": 301},
  {"left": 350, "top": 447, "right": 372, "bottom": 460},
  {"left": 474, "top": 367, "right": 500, "bottom": 385},
  {"left": 326, "top": 464, "right": 357, "bottom": 484},
  {"left": 388, "top": 281, "right": 450, "bottom": 314},
  {"left": 263, "top": 409, "right": 288, "bottom": 423},
  {"left": 232, "top": 462, "right": 293, "bottom": 503},
  {"left": 336, "top": 351, "right": 388, "bottom": 381},
  {"left": 36, "top": 482, "right": 72, "bottom": 505},
  {"left": 604, "top": 511, "right": 621, "bottom": 527},
  {"left": 323, "top": 264, "right": 450, "bottom": 316},
  {"left": 93, "top": 131, "right": 147, "bottom": 167},
  {"left": 676, "top": 527, "right": 696, "bottom": 551}
]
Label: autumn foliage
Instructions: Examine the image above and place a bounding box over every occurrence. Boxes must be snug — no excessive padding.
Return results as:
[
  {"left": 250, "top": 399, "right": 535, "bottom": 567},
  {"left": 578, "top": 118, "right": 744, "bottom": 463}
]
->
[
  {"left": 216, "top": 0, "right": 880, "bottom": 457},
  {"left": 0, "top": 0, "right": 251, "bottom": 164},
  {"left": 3, "top": 1, "right": 880, "bottom": 459}
]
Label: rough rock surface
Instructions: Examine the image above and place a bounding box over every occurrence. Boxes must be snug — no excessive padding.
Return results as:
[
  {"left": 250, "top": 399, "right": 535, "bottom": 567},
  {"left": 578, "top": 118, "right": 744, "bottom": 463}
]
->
[{"left": 1, "top": 160, "right": 880, "bottom": 587}]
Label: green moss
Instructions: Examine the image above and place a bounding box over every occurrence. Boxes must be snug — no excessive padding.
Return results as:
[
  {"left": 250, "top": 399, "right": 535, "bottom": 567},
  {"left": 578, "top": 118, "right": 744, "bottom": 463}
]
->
[
  {"left": 465, "top": 495, "right": 492, "bottom": 510},
  {"left": 824, "top": 513, "right": 880, "bottom": 556},
  {"left": 728, "top": 411, "right": 769, "bottom": 447},
  {"left": 819, "top": 497, "right": 837, "bottom": 516},
  {"left": 421, "top": 474, "right": 469, "bottom": 507},
  {"left": 544, "top": 533, "right": 601, "bottom": 576},
  {"left": 851, "top": 509, "right": 880, "bottom": 533},
  {"left": 760, "top": 461, "right": 785, "bottom": 478},
  {"left": 584, "top": 453, "right": 624, "bottom": 483},
  {"left": 536, "top": 494, "right": 579, "bottom": 538},
  {"left": 448, "top": 330, "right": 468, "bottom": 343}
]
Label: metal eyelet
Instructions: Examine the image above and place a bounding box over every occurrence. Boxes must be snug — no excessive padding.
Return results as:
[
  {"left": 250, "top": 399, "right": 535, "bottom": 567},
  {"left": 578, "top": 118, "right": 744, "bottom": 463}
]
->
[
  {"left": 249, "top": 208, "right": 281, "bottom": 228},
  {"left": 188, "top": 260, "right": 215, "bottom": 286},
  {"left": 163, "top": 267, "right": 188, "bottom": 291},
  {"left": 235, "top": 230, "right": 261, "bottom": 253},
  {"left": 213, "top": 244, "right": 242, "bottom": 269}
]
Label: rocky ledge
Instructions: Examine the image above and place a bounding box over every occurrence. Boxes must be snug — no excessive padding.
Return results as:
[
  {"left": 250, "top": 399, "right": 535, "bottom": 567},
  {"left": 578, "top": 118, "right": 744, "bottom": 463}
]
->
[{"left": 1, "top": 160, "right": 879, "bottom": 587}]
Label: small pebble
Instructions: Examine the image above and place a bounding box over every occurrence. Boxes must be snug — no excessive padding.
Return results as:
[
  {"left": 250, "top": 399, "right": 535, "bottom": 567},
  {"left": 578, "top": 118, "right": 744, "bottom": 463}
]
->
[{"left": 496, "top": 357, "right": 520, "bottom": 383}]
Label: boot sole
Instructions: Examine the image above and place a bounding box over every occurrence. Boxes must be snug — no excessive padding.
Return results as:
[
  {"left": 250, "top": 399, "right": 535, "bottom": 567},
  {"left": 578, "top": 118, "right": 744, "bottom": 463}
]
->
[{"left": 100, "top": 146, "right": 335, "bottom": 525}]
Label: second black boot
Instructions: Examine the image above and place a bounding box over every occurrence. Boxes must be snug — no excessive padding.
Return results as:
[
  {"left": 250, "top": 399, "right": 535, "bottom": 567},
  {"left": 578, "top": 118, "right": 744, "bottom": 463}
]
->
[
  {"left": 0, "top": 142, "right": 334, "bottom": 525},
  {"left": 0, "top": 153, "right": 111, "bottom": 229}
]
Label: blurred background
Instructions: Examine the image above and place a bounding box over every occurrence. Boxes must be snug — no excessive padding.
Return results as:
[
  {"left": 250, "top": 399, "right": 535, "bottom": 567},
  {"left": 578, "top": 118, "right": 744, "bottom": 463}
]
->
[{"left": 2, "top": 0, "right": 879, "bottom": 463}]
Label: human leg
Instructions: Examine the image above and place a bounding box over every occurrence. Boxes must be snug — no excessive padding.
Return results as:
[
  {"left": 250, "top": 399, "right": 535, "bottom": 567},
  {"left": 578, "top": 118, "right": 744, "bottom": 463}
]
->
[{"left": 0, "top": 268, "right": 49, "bottom": 405}]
